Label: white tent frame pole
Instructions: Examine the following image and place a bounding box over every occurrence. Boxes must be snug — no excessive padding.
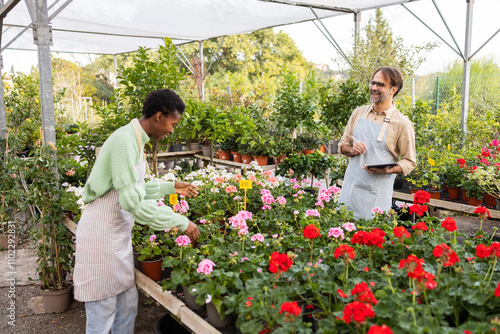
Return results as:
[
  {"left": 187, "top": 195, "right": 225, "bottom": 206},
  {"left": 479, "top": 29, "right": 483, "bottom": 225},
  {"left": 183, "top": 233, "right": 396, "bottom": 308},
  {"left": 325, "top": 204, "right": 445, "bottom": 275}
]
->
[
  {"left": 199, "top": 40, "right": 204, "bottom": 101},
  {"left": 30, "top": 0, "right": 56, "bottom": 144},
  {"left": 401, "top": 4, "right": 462, "bottom": 58},
  {"left": 431, "top": 0, "right": 464, "bottom": 60},
  {"left": 2, "top": 0, "right": 71, "bottom": 52},
  {"left": 353, "top": 11, "right": 360, "bottom": 57},
  {"left": 460, "top": 0, "right": 474, "bottom": 143},
  {"left": 175, "top": 46, "right": 196, "bottom": 76},
  {"left": 469, "top": 27, "right": 500, "bottom": 60},
  {"left": 113, "top": 54, "right": 118, "bottom": 88},
  {"left": 0, "top": 0, "right": 21, "bottom": 140},
  {"left": 309, "top": 6, "right": 350, "bottom": 66}
]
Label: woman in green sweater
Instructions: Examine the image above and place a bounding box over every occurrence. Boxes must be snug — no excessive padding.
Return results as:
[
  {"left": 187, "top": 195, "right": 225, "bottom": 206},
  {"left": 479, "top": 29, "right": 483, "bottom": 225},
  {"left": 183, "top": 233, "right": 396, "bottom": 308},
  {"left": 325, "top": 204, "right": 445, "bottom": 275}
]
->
[{"left": 74, "top": 89, "right": 199, "bottom": 333}]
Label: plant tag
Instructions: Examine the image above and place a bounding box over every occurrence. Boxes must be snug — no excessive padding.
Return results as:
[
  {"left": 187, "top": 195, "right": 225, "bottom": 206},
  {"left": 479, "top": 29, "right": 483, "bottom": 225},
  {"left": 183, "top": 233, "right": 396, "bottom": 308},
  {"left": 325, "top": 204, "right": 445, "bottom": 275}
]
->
[
  {"left": 169, "top": 194, "right": 178, "bottom": 205},
  {"left": 428, "top": 158, "right": 435, "bottom": 167},
  {"left": 239, "top": 180, "right": 253, "bottom": 189}
]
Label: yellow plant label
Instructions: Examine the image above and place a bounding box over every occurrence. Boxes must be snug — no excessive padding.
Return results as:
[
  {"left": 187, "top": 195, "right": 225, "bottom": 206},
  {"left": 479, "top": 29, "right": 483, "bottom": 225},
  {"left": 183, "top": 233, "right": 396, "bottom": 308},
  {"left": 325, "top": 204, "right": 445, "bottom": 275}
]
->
[
  {"left": 169, "top": 194, "right": 178, "bottom": 205},
  {"left": 428, "top": 158, "right": 435, "bottom": 167},
  {"left": 239, "top": 180, "right": 253, "bottom": 189},
  {"left": 447, "top": 144, "right": 450, "bottom": 151}
]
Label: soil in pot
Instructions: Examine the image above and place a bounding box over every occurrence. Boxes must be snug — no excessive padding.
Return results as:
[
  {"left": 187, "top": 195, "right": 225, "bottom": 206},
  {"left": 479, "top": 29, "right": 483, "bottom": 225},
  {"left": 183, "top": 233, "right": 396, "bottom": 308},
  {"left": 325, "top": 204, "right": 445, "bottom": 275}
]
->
[
  {"left": 206, "top": 301, "right": 232, "bottom": 328},
  {"left": 141, "top": 258, "right": 163, "bottom": 281},
  {"left": 181, "top": 285, "right": 204, "bottom": 311},
  {"left": 155, "top": 313, "right": 190, "bottom": 334},
  {"left": 41, "top": 284, "right": 72, "bottom": 313}
]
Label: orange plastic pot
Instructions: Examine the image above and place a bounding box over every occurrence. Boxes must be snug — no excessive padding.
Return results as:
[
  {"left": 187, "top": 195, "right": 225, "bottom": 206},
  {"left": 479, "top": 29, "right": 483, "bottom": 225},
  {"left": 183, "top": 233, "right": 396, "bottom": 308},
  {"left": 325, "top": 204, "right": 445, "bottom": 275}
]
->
[
  {"left": 231, "top": 151, "right": 242, "bottom": 163},
  {"left": 141, "top": 258, "right": 163, "bottom": 281},
  {"left": 241, "top": 154, "right": 253, "bottom": 164},
  {"left": 254, "top": 155, "right": 269, "bottom": 166},
  {"left": 218, "top": 150, "right": 231, "bottom": 160}
]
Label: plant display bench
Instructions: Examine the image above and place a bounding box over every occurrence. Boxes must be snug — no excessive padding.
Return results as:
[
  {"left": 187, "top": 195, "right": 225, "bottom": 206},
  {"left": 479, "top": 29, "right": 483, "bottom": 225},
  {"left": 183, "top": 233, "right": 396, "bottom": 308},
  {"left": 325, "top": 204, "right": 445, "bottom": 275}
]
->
[
  {"left": 194, "top": 154, "right": 276, "bottom": 172},
  {"left": 154, "top": 149, "right": 202, "bottom": 162},
  {"left": 337, "top": 180, "right": 500, "bottom": 219},
  {"left": 62, "top": 217, "right": 221, "bottom": 334}
]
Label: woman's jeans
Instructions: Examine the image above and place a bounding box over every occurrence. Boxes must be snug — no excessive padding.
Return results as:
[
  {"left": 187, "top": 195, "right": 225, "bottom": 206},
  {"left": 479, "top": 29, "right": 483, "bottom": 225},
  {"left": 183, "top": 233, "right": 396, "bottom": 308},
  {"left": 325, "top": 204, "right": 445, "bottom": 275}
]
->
[{"left": 85, "top": 285, "right": 138, "bottom": 334}]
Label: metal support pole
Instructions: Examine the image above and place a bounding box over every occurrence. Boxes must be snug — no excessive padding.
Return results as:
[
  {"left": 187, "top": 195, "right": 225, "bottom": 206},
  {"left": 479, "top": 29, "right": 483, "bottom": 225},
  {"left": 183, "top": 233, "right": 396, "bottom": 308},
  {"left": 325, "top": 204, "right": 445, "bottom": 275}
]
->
[
  {"left": 199, "top": 40, "right": 204, "bottom": 101},
  {"left": 461, "top": 0, "right": 474, "bottom": 143},
  {"left": 34, "top": 0, "right": 56, "bottom": 144},
  {"left": 113, "top": 54, "right": 118, "bottom": 88},
  {"left": 354, "top": 11, "right": 361, "bottom": 57},
  {"left": 411, "top": 76, "right": 415, "bottom": 108},
  {"left": 0, "top": 0, "right": 6, "bottom": 140},
  {"left": 435, "top": 76, "right": 440, "bottom": 113}
]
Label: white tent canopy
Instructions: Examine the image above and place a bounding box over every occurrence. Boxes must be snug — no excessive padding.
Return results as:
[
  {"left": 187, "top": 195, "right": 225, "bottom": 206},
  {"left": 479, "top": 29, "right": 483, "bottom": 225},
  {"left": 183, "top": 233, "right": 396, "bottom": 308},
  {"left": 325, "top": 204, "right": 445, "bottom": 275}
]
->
[
  {"left": 0, "top": 0, "right": 496, "bottom": 144},
  {"left": 2, "top": 0, "right": 418, "bottom": 54}
]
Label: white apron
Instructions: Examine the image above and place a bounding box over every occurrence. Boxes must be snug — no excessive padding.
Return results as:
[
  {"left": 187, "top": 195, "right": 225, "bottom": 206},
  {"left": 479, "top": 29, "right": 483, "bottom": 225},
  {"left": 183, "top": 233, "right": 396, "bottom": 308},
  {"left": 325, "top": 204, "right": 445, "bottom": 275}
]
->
[
  {"left": 74, "top": 119, "right": 146, "bottom": 302},
  {"left": 338, "top": 106, "right": 396, "bottom": 220}
]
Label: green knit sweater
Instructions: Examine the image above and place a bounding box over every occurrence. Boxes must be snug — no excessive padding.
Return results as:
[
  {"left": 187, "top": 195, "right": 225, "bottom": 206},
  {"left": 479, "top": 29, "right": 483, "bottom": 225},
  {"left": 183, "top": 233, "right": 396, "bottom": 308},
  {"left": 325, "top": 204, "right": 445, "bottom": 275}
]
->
[{"left": 82, "top": 120, "right": 189, "bottom": 232}]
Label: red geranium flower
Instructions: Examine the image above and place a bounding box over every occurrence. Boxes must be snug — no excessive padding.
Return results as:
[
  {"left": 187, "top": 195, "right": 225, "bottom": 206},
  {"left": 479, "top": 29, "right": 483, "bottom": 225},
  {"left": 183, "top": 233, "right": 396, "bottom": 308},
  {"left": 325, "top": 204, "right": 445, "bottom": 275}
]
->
[
  {"left": 351, "top": 282, "right": 378, "bottom": 305},
  {"left": 490, "top": 242, "right": 500, "bottom": 258},
  {"left": 334, "top": 244, "right": 356, "bottom": 263},
  {"left": 337, "top": 289, "right": 348, "bottom": 298},
  {"left": 409, "top": 266, "right": 437, "bottom": 290},
  {"left": 399, "top": 255, "right": 425, "bottom": 273},
  {"left": 412, "top": 221, "right": 428, "bottom": 231},
  {"left": 441, "top": 217, "right": 457, "bottom": 232},
  {"left": 269, "top": 251, "right": 293, "bottom": 275},
  {"left": 495, "top": 282, "right": 500, "bottom": 298},
  {"left": 476, "top": 244, "right": 491, "bottom": 259},
  {"left": 456, "top": 158, "right": 467, "bottom": 168},
  {"left": 432, "top": 244, "right": 460, "bottom": 267},
  {"left": 367, "top": 324, "right": 393, "bottom": 334},
  {"left": 279, "top": 301, "right": 301, "bottom": 322},
  {"left": 342, "top": 301, "right": 375, "bottom": 324},
  {"left": 393, "top": 226, "right": 410, "bottom": 240},
  {"left": 351, "top": 228, "right": 386, "bottom": 248},
  {"left": 409, "top": 204, "right": 428, "bottom": 217},
  {"left": 303, "top": 224, "right": 321, "bottom": 239},
  {"left": 413, "top": 190, "right": 430, "bottom": 205},
  {"left": 474, "top": 206, "right": 491, "bottom": 219}
]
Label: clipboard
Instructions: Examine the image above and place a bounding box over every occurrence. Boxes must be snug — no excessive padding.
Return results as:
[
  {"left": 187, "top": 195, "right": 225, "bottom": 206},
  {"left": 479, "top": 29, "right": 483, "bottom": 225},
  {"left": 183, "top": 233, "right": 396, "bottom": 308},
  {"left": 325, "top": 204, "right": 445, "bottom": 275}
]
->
[{"left": 366, "top": 163, "right": 398, "bottom": 169}]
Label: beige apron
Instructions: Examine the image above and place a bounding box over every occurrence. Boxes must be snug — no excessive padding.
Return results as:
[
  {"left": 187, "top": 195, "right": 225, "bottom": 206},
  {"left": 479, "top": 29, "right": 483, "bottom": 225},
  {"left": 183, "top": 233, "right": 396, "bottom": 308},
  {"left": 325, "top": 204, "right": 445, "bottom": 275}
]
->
[{"left": 74, "top": 119, "right": 146, "bottom": 302}]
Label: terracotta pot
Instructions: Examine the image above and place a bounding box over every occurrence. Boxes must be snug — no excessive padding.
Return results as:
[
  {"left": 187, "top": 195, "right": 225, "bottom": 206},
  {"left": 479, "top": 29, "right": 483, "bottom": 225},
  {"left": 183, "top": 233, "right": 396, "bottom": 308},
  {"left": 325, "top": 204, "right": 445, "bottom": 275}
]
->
[
  {"left": 231, "top": 151, "right": 242, "bottom": 163},
  {"left": 462, "top": 189, "right": 469, "bottom": 202},
  {"left": 468, "top": 197, "right": 483, "bottom": 206},
  {"left": 409, "top": 187, "right": 423, "bottom": 194},
  {"left": 254, "top": 155, "right": 269, "bottom": 166},
  {"left": 428, "top": 190, "right": 441, "bottom": 200},
  {"left": 277, "top": 153, "right": 287, "bottom": 164},
  {"left": 181, "top": 285, "right": 204, "bottom": 311},
  {"left": 319, "top": 145, "right": 326, "bottom": 153},
  {"left": 241, "top": 154, "right": 253, "bottom": 164},
  {"left": 443, "top": 182, "right": 449, "bottom": 192},
  {"left": 206, "top": 301, "right": 232, "bottom": 328},
  {"left": 447, "top": 187, "right": 460, "bottom": 200},
  {"left": 218, "top": 150, "right": 231, "bottom": 160},
  {"left": 485, "top": 193, "right": 497, "bottom": 206},
  {"left": 302, "top": 149, "right": 315, "bottom": 155},
  {"left": 140, "top": 257, "right": 163, "bottom": 281},
  {"left": 41, "top": 284, "right": 72, "bottom": 313}
]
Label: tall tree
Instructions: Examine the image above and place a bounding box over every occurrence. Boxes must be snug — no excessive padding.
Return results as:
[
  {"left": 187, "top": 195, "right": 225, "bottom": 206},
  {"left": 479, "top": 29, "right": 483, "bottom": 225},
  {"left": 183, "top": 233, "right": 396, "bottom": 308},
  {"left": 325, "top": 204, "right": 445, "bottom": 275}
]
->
[{"left": 344, "top": 9, "right": 436, "bottom": 87}]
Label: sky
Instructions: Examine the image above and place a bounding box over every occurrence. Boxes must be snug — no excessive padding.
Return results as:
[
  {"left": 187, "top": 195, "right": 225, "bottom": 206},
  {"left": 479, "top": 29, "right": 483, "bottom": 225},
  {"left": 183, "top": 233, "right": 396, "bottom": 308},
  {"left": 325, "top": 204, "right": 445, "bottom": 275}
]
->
[{"left": 2, "top": 0, "right": 499, "bottom": 76}]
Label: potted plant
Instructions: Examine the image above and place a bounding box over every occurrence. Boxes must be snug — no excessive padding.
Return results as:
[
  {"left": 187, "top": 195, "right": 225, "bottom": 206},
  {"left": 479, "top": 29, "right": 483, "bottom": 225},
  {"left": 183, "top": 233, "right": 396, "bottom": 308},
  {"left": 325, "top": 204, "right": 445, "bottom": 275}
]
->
[
  {"left": 27, "top": 142, "right": 75, "bottom": 313},
  {"left": 443, "top": 160, "right": 466, "bottom": 200},
  {"left": 276, "top": 153, "right": 311, "bottom": 181},
  {"left": 238, "top": 141, "right": 254, "bottom": 164},
  {"left": 295, "top": 134, "right": 319, "bottom": 155},
  {"left": 460, "top": 176, "right": 485, "bottom": 206},
  {"left": 136, "top": 233, "right": 166, "bottom": 281}
]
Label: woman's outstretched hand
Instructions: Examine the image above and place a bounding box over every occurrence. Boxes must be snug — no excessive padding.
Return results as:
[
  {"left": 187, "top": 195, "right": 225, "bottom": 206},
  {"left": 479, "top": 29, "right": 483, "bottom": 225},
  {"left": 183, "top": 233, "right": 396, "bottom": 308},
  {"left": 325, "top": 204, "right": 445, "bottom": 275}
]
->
[{"left": 174, "top": 182, "right": 199, "bottom": 198}]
